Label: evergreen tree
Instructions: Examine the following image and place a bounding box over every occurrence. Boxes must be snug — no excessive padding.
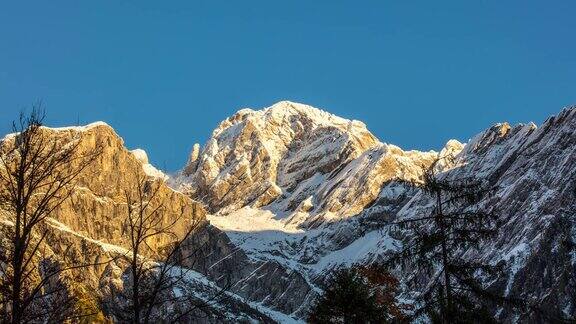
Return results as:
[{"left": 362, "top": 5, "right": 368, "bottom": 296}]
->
[
  {"left": 308, "top": 265, "right": 406, "bottom": 324},
  {"left": 389, "top": 157, "right": 516, "bottom": 323}
]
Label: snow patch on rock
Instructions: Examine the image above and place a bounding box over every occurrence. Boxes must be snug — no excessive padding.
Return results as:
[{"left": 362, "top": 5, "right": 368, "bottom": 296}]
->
[{"left": 131, "top": 148, "right": 168, "bottom": 180}]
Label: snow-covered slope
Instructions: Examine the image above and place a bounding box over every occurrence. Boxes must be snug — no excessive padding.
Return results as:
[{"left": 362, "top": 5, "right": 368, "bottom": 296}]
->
[{"left": 174, "top": 102, "right": 576, "bottom": 322}]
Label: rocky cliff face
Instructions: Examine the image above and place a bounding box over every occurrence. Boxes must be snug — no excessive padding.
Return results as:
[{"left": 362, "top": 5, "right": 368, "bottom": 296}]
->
[
  {"left": 42, "top": 123, "right": 202, "bottom": 253},
  {"left": 438, "top": 109, "right": 576, "bottom": 322},
  {"left": 368, "top": 109, "right": 576, "bottom": 322}
]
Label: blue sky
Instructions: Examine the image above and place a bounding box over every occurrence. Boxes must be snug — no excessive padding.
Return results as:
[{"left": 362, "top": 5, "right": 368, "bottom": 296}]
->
[{"left": 1, "top": 1, "right": 574, "bottom": 171}]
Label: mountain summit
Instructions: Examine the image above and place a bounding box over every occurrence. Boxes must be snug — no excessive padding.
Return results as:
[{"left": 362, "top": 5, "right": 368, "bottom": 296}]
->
[{"left": 175, "top": 101, "right": 450, "bottom": 226}]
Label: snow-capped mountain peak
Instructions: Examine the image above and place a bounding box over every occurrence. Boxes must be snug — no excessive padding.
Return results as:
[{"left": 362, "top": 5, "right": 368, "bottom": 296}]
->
[{"left": 175, "top": 101, "right": 443, "bottom": 225}]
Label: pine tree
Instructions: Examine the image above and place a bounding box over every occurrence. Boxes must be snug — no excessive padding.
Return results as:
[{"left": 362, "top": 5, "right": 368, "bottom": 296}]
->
[
  {"left": 389, "top": 157, "right": 516, "bottom": 323},
  {"left": 308, "top": 265, "right": 406, "bottom": 324}
]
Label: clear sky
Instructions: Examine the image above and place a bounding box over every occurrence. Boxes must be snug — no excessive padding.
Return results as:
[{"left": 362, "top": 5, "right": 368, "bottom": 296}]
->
[{"left": 1, "top": 1, "right": 574, "bottom": 171}]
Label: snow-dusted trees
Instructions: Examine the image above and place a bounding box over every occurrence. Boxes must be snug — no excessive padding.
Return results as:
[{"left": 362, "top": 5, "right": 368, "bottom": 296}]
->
[{"left": 0, "top": 108, "right": 104, "bottom": 323}]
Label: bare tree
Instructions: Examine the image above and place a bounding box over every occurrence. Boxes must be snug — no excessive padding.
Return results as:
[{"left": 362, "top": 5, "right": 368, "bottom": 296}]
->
[
  {"left": 110, "top": 171, "right": 230, "bottom": 324},
  {"left": 0, "top": 107, "right": 104, "bottom": 323}
]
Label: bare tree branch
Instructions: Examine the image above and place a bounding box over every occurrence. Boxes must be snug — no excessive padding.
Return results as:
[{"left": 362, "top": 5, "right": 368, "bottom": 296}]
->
[{"left": 0, "top": 107, "right": 107, "bottom": 323}]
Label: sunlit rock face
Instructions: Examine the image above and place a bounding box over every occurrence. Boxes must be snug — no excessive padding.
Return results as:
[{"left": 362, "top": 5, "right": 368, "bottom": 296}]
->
[
  {"left": 175, "top": 101, "right": 443, "bottom": 226},
  {"left": 16, "top": 123, "right": 204, "bottom": 253},
  {"left": 176, "top": 101, "right": 378, "bottom": 214}
]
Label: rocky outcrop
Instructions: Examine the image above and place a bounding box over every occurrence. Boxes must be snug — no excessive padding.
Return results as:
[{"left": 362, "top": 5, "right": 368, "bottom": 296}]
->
[
  {"left": 177, "top": 223, "right": 317, "bottom": 318},
  {"left": 364, "top": 108, "right": 576, "bottom": 322},
  {"left": 447, "top": 108, "right": 576, "bottom": 322},
  {"left": 183, "top": 143, "right": 201, "bottom": 177},
  {"left": 0, "top": 122, "right": 204, "bottom": 253}
]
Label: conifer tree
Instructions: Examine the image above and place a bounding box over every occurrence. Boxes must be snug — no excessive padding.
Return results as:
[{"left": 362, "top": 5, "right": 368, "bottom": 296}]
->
[
  {"left": 389, "top": 157, "right": 515, "bottom": 323},
  {"left": 308, "top": 265, "right": 406, "bottom": 324}
]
